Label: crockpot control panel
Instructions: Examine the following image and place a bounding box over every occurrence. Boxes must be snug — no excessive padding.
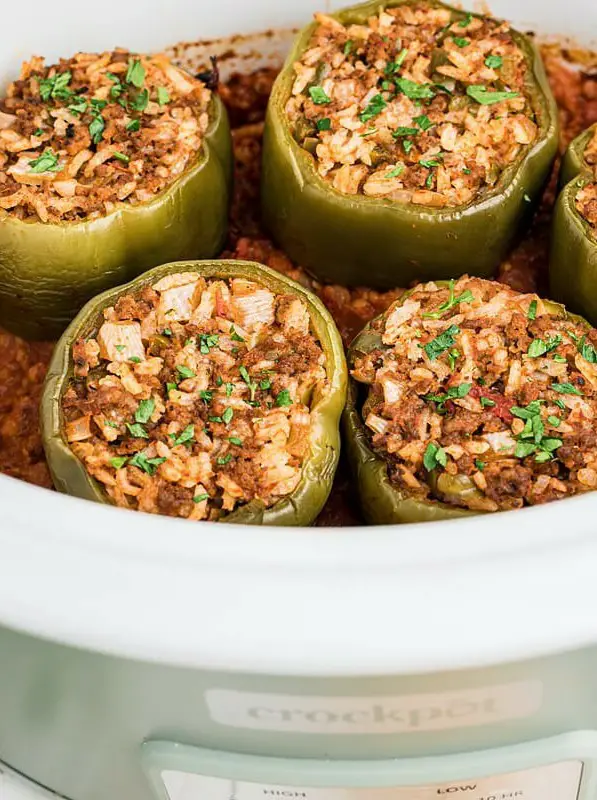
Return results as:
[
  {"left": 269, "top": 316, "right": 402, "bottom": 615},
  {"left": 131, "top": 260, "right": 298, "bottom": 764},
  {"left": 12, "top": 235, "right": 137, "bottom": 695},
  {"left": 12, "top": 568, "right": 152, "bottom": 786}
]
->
[{"left": 142, "top": 733, "right": 597, "bottom": 800}]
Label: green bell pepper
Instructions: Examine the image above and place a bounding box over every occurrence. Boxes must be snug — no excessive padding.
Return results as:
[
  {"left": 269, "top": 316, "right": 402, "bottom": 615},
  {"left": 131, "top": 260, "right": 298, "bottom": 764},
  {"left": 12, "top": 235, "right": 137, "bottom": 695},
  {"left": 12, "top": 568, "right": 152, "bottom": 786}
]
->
[
  {"left": 0, "top": 96, "right": 233, "bottom": 341},
  {"left": 549, "top": 123, "right": 597, "bottom": 325},
  {"left": 40, "top": 259, "right": 347, "bottom": 527},
  {"left": 261, "top": 0, "right": 559, "bottom": 290},
  {"left": 344, "top": 282, "right": 580, "bottom": 524}
]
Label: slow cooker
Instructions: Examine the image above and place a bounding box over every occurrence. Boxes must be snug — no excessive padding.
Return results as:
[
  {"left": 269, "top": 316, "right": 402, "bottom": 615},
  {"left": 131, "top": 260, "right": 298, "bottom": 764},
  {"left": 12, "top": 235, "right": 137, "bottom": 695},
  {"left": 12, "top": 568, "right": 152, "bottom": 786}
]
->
[{"left": 2, "top": 1, "right": 597, "bottom": 799}]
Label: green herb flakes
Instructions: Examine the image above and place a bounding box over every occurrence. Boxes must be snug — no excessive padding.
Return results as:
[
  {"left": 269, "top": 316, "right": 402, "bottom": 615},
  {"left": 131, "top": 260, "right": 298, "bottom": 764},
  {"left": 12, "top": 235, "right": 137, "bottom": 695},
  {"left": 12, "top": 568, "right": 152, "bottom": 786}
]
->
[
  {"left": 29, "top": 149, "right": 61, "bottom": 174},
  {"left": 166, "top": 382, "right": 177, "bottom": 394},
  {"left": 199, "top": 333, "right": 219, "bottom": 354},
  {"left": 547, "top": 415, "right": 561, "bottom": 427},
  {"left": 113, "top": 151, "right": 130, "bottom": 164},
  {"left": 403, "top": 139, "right": 414, "bottom": 155},
  {"left": 423, "top": 281, "right": 473, "bottom": 319},
  {"left": 259, "top": 378, "right": 272, "bottom": 390},
  {"left": 309, "top": 86, "right": 331, "bottom": 105},
  {"left": 222, "top": 407, "right": 234, "bottom": 425},
  {"left": 393, "top": 126, "right": 419, "bottom": 137},
  {"left": 229, "top": 325, "right": 245, "bottom": 342},
  {"left": 425, "top": 382, "right": 471, "bottom": 412},
  {"left": 385, "top": 165, "right": 404, "bottom": 179},
  {"left": 480, "top": 397, "right": 495, "bottom": 408},
  {"left": 317, "top": 117, "right": 331, "bottom": 131},
  {"left": 485, "top": 55, "right": 503, "bottom": 69},
  {"left": 89, "top": 112, "right": 105, "bottom": 144},
  {"left": 126, "top": 119, "right": 141, "bottom": 132},
  {"left": 567, "top": 330, "right": 597, "bottom": 363},
  {"left": 275, "top": 389, "right": 293, "bottom": 407},
  {"left": 172, "top": 424, "right": 195, "bottom": 446},
  {"left": 68, "top": 96, "right": 88, "bottom": 115},
  {"left": 396, "top": 77, "right": 435, "bottom": 100},
  {"left": 135, "top": 398, "right": 155, "bottom": 424},
  {"left": 126, "top": 58, "right": 146, "bottom": 88},
  {"left": 129, "top": 453, "right": 166, "bottom": 475},
  {"left": 423, "top": 442, "right": 448, "bottom": 471},
  {"left": 552, "top": 382, "right": 582, "bottom": 396},
  {"left": 157, "top": 87, "right": 170, "bottom": 106},
  {"left": 453, "top": 37, "right": 469, "bottom": 47},
  {"left": 360, "top": 93, "right": 387, "bottom": 123},
  {"left": 459, "top": 12, "right": 473, "bottom": 26},
  {"left": 527, "top": 335, "right": 562, "bottom": 359},
  {"left": 126, "top": 422, "right": 149, "bottom": 439},
  {"left": 111, "top": 456, "right": 128, "bottom": 470},
  {"left": 527, "top": 299, "right": 537, "bottom": 321},
  {"left": 474, "top": 460, "right": 486, "bottom": 471},
  {"left": 413, "top": 114, "right": 433, "bottom": 131},
  {"left": 129, "top": 356, "right": 141, "bottom": 364},
  {"left": 217, "top": 454, "right": 232, "bottom": 466},
  {"left": 176, "top": 365, "right": 196, "bottom": 379},
  {"left": 199, "top": 390, "right": 213, "bottom": 404},
  {"left": 38, "top": 71, "right": 73, "bottom": 102},
  {"left": 466, "top": 85, "right": 519, "bottom": 104},
  {"left": 225, "top": 383, "right": 234, "bottom": 397},
  {"left": 193, "top": 493, "right": 209, "bottom": 503},
  {"left": 228, "top": 437, "right": 243, "bottom": 446}
]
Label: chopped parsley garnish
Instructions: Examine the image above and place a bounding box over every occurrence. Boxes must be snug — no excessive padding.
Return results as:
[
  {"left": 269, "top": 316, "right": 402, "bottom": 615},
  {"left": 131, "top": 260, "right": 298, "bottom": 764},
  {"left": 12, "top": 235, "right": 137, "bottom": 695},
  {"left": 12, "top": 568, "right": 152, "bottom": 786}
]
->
[
  {"left": 111, "top": 456, "right": 128, "bottom": 470},
  {"left": 131, "top": 89, "right": 149, "bottom": 112},
  {"left": 239, "top": 365, "right": 258, "bottom": 401},
  {"left": 209, "top": 415, "right": 223, "bottom": 423},
  {"left": 527, "top": 335, "right": 562, "bottom": 358},
  {"left": 259, "top": 378, "right": 272, "bottom": 390},
  {"left": 385, "top": 165, "right": 404, "bottom": 179},
  {"left": 385, "top": 48, "right": 409, "bottom": 75},
  {"left": 548, "top": 415, "right": 561, "bottom": 427},
  {"left": 459, "top": 12, "right": 473, "bottom": 26},
  {"left": 129, "top": 453, "right": 166, "bottom": 475},
  {"left": 317, "top": 118, "right": 331, "bottom": 131},
  {"left": 552, "top": 382, "right": 582, "bottom": 396},
  {"left": 193, "top": 493, "right": 209, "bottom": 503},
  {"left": 176, "top": 365, "right": 196, "bottom": 379},
  {"left": 33, "top": 128, "right": 44, "bottom": 137},
  {"left": 567, "top": 330, "right": 597, "bottom": 363},
  {"left": 157, "top": 87, "right": 170, "bottom": 106},
  {"left": 403, "top": 139, "right": 414, "bottom": 155},
  {"left": 475, "top": 460, "right": 486, "bottom": 471},
  {"left": 275, "top": 389, "right": 293, "bottom": 407},
  {"left": 162, "top": 328, "right": 172, "bottom": 336},
  {"left": 423, "top": 280, "right": 473, "bottom": 319},
  {"left": 480, "top": 397, "right": 495, "bottom": 408},
  {"left": 217, "top": 454, "right": 232, "bottom": 466},
  {"left": 166, "top": 382, "right": 177, "bottom": 394},
  {"left": 360, "top": 93, "right": 387, "bottom": 123},
  {"left": 38, "top": 71, "right": 73, "bottom": 102},
  {"left": 68, "top": 96, "right": 88, "bottom": 115},
  {"left": 462, "top": 167, "right": 472, "bottom": 175},
  {"left": 309, "top": 86, "right": 331, "bottom": 105},
  {"left": 172, "top": 424, "right": 195, "bottom": 446},
  {"left": 447, "top": 348, "right": 460, "bottom": 371},
  {"left": 199, "top": 333, "right": 219, "bottom": 354},
  {"left": 393, "top": 126, "right": 419, "bottom": 137},
  {"left": 425, "top": 382, "right": 471, "bottom": 412},
  {"left": 126, "top": 58, "right": 146, "bottom": 88},
  {"left": 511, "top": 400, "right": 563, "bottom": 462},
  {"left": 453, "top": 37, "right": 469, "bottom": 47},
  {"left": 425, "top": 173, "right": 434, "bottom": 189},
  {"left": 115, "top": 345, "right": 125, "bottom": 352},
  {"left": 344, "top": 40, "right": 354, "bottom": 56},
  {"left": 413, "top": 114, "right": 433, "bottom": 131},
  {"left": 129, "top": 356, "right": 141, "bottom": 363},
  {"left": 89, "top": 111, "right": 105, "bottom": 144},
  {"left": 126, "top": 422, "right": 149, "bottom": 439},
  {"left": 126, "top": 119, "right": 141, "bottom": 132},
  {"left": 553, "top": 354, "right": 567, "bottom": 363},
  {"left": 225, "top": 382, "right": 234, "bottom": 397},
  {"left": 420, "top": 157, "right": 442, "bottom": 168},
  {"left": 527, "top": 300, "right": 537, "bottom": 321},
  {"left": 135, "top": 398, "right": 155, "bottom": 424},
  {"left": 423, "top": 442, "right": 447, "bottom": 471},
  {"left": 485, "top": 55, "right": 503, "bottom": 69},
  {"left": 396, "top": 77, "right": 434, "bottom": 100},
  {"left": 228, "top": 437, "right": 243, "bottom": 446},
  {"left": 554, "top": 398, "right": 566, "bottom": 410},
  {"left": 29, "top": 149, "right": 61, "bottom": 173},
  {"left": 222, "top": 407, "right": 234, "bottom": 425},
  {"left": 467, "top": 85, "right": 519, "bottom": 104},
  {"left": 113, "top": 151, "right": 130, "bottom": 164},
  {"left": 199, "top": 390, "right": 213, "bottom": 404}
]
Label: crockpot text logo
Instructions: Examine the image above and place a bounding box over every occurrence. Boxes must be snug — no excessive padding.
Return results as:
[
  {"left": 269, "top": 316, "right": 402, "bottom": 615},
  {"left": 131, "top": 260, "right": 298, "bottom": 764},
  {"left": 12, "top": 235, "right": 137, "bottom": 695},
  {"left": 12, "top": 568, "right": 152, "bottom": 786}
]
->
[{"left": 205, "top": 682, "right": 542, "bottom": 734}]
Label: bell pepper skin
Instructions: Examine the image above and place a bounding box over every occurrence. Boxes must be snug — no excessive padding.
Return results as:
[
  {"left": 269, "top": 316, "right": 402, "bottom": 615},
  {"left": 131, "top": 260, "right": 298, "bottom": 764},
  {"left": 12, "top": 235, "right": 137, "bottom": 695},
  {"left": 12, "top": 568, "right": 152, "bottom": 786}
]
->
[
  {"left": 0, "top": 96, "right": 232, "bottom": 341},
  {"left": 549, "top": 124, "right": 597, "bottom": 325},
  {"left": 40, "top": 259, "right": 347, "bottom": 527},
  {"left": 344, "top": 283, "right": 580, "bottom": 524},
  {"left": 261, "top": 0, "right": 559, "bottom": 290}
]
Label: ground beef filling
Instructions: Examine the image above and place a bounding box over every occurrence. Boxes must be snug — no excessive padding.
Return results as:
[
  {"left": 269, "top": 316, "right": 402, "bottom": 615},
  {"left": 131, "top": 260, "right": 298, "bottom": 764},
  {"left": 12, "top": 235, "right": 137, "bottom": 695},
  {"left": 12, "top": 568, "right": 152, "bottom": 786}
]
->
[
  {"left": 351, "top": 277, "right": 597, "bottom": 512},
  {"left": 575, "top": 127, "right": 597, "bottom": 231},
  {"left": 0, "top": 50, "right": 212, "bottom": 222},
  {"left": 286, "top": 3, "right": 538, "bottom": 206},
  {"left": 62, "top": 273, "right": 327, "bottom": 520}
]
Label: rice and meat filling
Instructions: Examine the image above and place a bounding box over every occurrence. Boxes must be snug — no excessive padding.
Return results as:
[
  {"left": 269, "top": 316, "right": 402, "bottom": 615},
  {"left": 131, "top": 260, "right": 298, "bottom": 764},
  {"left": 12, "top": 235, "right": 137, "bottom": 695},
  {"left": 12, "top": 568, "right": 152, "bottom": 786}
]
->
[
  {"left": 287, "top": 4, "right": 538, "bottom": 206},
  {"left": 576, "top": 126, "right": 597, "bottom": 231},
  {"left": 0, "top": 50, "right": 212, "bottom": 222},
  {"left": 62, "top": 273, "right": 326, "bottom": 520},
  {"left": 352, "top": 277, "right": 597, "bottom": 512}
]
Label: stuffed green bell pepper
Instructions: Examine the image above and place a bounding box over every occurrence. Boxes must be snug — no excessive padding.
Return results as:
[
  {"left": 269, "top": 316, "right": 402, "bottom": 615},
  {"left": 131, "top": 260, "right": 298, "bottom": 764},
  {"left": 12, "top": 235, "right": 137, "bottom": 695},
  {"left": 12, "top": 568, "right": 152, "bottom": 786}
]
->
[
  {"left": 549, "top": 123, "right": 597, "bottom": 325},
  {"left": 0, "top": 50, "right": 232, "bottom": 340},
  {"left": 40, "top": 259, "right": 347, "bottom": 526},
  {"left": 262, "top": 0, "right": 558, "bottom": 289},
  {"left": 345, "top": 276, "right": 597, "bottom": 524}
]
